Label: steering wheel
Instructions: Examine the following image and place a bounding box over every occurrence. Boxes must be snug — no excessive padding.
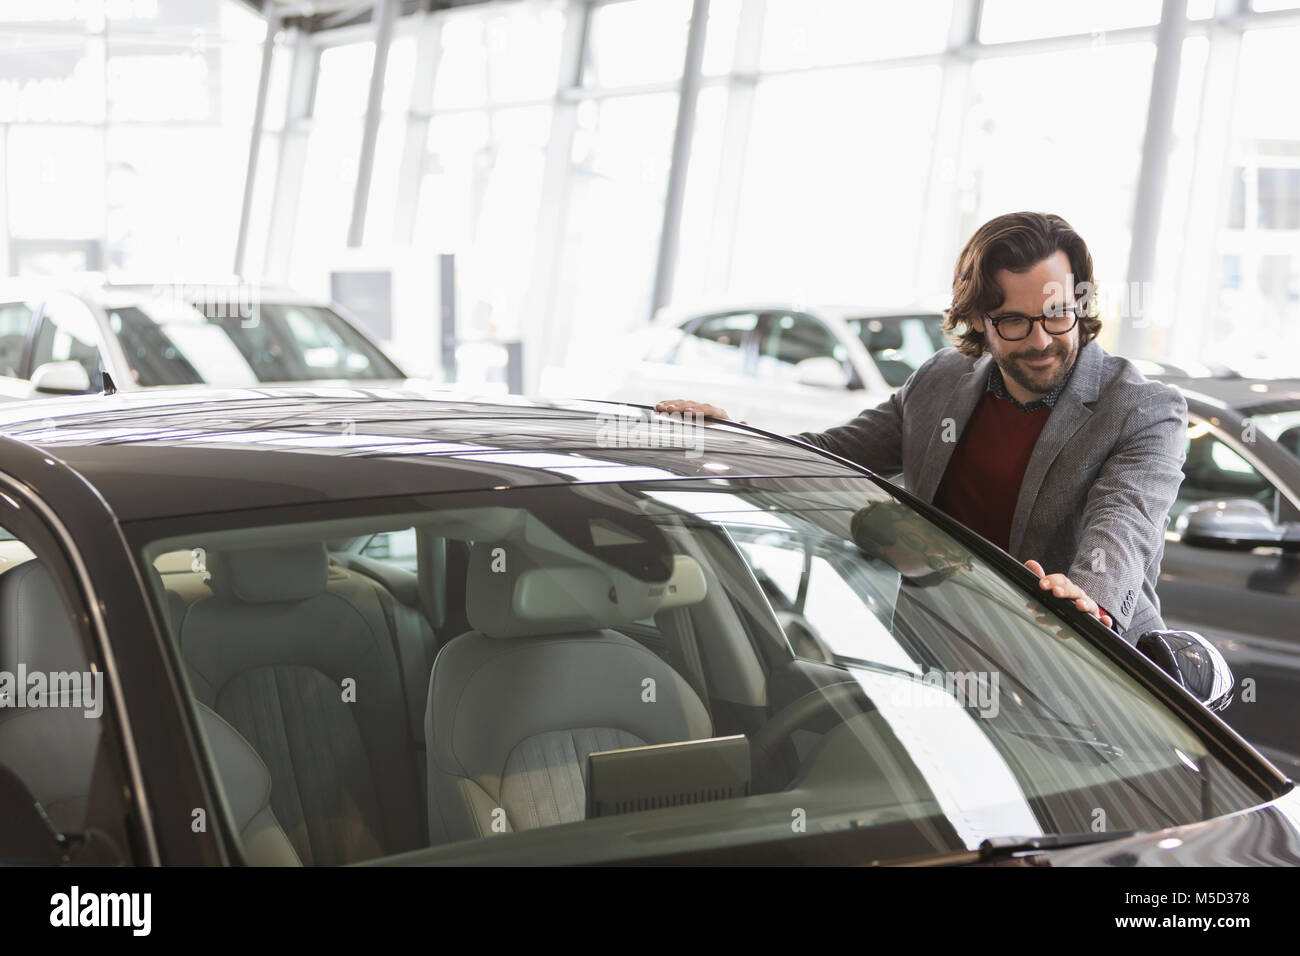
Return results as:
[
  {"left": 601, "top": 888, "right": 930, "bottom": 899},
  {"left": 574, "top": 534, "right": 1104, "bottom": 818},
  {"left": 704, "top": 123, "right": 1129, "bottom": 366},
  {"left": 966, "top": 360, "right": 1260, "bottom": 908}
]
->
[{"left": 749, "top": 681, "right": 873, "bottom": 788}]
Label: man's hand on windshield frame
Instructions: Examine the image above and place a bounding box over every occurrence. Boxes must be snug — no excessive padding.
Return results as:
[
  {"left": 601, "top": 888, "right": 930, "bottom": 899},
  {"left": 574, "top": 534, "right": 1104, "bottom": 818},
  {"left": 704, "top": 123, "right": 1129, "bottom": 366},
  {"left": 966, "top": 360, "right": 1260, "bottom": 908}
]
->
[
  {"left": 653, "top": 399, "right": 747, "bottom": 424},
  {"left": 1024, "top": 559, "right": 1114, "bottom": 629}
]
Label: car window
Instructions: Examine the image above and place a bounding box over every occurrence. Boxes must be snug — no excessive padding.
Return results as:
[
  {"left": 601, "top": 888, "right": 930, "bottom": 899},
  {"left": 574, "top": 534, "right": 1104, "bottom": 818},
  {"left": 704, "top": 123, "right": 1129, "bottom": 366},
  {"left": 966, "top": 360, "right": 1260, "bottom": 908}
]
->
[
  {"left": 844, "top": 314, "right": 947, "bottom": 387},
  {"left": 1174, "top": 423, "right": 1279, "bottom": 519},
  {"left": 1240, "top": 407, "right": 1300, "bottom": 460},
  {"left": 755, "top": 312, "right": 849, "bottom": 383},
  {"left": 359, "top": 528, "right": 418, "bottom": 572},
  {"left": 29, "top": 296, "right": 104, "bottom": 389},
  {"left": 0, "top": 520, "right": 127, "bottom": 863},
  {"left": 107, "top": 307, "right": 206, "bottom": 387},
  {"left": 673, "top": 312, "right": 756, "bottom": 375},
  {"left": 134, "top": 475, "right": 1267, "bottom": 866},
  {"left": 0, "top": 301, "right": 34, "bottom": 378},
  {"left": 195, "top": 302, "right": 403, "bottom": 382}
]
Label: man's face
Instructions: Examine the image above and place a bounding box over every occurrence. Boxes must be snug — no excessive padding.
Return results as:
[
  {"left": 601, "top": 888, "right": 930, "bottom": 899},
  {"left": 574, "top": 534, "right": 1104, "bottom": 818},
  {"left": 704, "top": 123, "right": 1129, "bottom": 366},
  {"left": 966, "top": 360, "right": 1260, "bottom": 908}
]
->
[{"left": 971, "top": 249, "right": 1081, "bottom": 397}]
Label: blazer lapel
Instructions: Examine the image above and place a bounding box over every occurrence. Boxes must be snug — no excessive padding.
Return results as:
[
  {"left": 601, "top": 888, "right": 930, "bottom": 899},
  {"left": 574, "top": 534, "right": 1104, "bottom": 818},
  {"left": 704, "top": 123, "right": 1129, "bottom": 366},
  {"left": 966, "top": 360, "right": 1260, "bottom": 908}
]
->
[
  {"left": 913, "top": 353, "right": 993, "bottom": 504},
  {"left": 1006, "top": 340, "right": 1103, "bottom": 555}
]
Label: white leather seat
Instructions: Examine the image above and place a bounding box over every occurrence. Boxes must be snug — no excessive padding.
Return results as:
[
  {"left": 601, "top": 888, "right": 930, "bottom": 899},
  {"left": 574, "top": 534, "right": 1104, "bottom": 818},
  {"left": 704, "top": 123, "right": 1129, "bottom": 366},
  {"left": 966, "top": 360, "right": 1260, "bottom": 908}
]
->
[
  {"left": 0, "top": 559, "right": 299, "bottom": 865},
  {"left": 178, "top": 542, "right": 424, "bottom": 865},
  {"left": 424, "top": 540, "right": 711, "bottom": 844}
]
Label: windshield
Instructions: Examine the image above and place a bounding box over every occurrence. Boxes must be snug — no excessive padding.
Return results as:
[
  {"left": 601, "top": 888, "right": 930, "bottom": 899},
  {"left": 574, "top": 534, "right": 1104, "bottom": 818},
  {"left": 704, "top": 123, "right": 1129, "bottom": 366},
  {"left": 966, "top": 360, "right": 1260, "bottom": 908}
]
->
[
  {"left": 107, "top": 301, "right": 403, "bottom": 387},
  {"left": 134, "top": 474, "right": 1267, "bottom": 866},
  {"left": 844, "top": 313, "right": 947, "bottom": 387}
]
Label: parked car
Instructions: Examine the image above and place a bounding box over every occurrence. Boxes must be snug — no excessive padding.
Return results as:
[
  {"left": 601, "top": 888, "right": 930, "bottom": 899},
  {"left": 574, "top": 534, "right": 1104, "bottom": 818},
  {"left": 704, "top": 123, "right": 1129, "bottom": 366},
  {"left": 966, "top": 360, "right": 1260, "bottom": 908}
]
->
[
  {"left": 0, "top": 277, "right": 411, "bottom": 400},
  {"left": 0, "top": 386, "right": 1294, "bottom": 867},
  {"left": 1154, "top": 375, "right": 1300, "bottom": 775},
  {"left": 543, "top": 302, "right": 949, "bottom": 435}
]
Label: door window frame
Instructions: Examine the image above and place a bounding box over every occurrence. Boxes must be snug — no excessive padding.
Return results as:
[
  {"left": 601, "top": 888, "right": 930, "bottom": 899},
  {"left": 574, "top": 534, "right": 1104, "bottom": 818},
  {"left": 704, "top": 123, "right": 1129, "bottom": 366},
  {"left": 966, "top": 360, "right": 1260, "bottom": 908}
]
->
[{"left": 0, "top": 471, "right": 148, "bottom": 864}]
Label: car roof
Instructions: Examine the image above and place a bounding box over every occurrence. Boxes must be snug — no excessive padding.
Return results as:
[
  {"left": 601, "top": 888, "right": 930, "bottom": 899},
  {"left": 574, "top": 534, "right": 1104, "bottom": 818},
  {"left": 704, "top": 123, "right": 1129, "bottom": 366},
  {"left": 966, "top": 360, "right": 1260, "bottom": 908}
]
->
[
  {"left": 0, "top": 386, "right": 860, "bottom": 522},
  {"left": 1159, "top": 375, "right": 1300, "bottom": 415},
  {"left": 652, "top": 300, "right": 945, "bottom": 325}
]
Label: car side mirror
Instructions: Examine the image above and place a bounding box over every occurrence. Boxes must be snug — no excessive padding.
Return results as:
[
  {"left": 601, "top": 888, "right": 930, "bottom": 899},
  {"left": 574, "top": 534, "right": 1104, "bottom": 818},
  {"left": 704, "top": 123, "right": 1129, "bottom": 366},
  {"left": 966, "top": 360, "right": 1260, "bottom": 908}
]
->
[
  {"left": 1176, "top": 498, "right": 1300, "bottom": 553},
  {"left": 29, "top": 360, "right": 92, "bottom": 396},
  {"left": 794, "top": 357, "right": 850, "bottom": 389},
  {"left": 1136, "top": 629, "right": 1234, "bottom": 713},
  {"left": 0, "top": 765, "right": 69, "bottom": 863}
]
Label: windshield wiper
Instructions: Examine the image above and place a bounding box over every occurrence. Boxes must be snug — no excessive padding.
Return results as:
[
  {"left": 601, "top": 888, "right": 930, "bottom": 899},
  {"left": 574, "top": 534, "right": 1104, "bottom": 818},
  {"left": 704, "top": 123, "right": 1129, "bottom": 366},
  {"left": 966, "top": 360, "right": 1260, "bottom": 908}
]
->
[
  {"left": 1004, "top": 728, "right": 1126, "bottom": 762},
  {"left": 978, "top": 829, "right": 1141, "bottom": 862}
]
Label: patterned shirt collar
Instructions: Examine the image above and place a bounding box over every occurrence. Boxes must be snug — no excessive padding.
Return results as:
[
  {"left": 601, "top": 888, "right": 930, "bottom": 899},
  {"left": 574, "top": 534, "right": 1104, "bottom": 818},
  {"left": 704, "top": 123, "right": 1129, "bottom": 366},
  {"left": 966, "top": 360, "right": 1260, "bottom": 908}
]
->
[{"left": 985, "top": 359, "right": 1075, "bottom": 413}]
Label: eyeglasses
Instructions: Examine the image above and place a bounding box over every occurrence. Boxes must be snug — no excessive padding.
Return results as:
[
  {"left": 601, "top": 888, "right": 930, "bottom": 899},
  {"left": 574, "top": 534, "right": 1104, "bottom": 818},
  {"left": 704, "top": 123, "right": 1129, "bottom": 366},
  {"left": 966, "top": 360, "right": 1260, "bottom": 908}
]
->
[{"left": 986, "top": 304, "right": 1083, "bottom": 342}]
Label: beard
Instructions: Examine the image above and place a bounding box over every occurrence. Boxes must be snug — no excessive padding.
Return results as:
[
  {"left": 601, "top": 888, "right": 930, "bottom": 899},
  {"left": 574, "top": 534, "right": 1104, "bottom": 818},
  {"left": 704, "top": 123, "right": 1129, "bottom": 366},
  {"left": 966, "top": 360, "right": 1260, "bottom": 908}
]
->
[{"left": 996, "top": 337, "right": 1078, "bottom": 397}]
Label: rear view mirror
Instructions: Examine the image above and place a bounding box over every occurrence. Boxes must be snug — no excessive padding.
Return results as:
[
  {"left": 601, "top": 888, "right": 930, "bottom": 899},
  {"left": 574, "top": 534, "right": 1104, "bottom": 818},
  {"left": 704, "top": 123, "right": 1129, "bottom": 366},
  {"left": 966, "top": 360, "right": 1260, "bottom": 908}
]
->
[
  {"left": 29, "top": 361, "right": 91, "bottom": 396},
  {"left": 1136, "top": 629, "right": 1234, "bottom": 713},
  {"left": 1177, "top": 498, "right": 1300, "bottom": 552}
]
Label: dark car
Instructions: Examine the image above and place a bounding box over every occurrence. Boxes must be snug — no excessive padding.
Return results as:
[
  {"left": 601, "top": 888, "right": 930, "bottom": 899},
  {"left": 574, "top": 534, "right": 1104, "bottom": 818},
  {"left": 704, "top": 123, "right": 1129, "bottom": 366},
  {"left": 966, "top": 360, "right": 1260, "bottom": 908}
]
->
[
  {"left": 0, "top": 386, "right": 1294, "bottom": 867},
  {"left": 1155, "top": 375, "right": 1300, "bottom": 776}
]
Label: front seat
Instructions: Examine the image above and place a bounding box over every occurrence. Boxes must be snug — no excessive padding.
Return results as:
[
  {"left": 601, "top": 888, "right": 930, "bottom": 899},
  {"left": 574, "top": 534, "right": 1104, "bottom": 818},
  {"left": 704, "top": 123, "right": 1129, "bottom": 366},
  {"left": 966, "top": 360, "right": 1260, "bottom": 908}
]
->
[
  {"left": 425, "top": 541, "right": 712, "bottom": 844},
  {"left": 0, "top": 559, "right": 298, "bottom": 865}
]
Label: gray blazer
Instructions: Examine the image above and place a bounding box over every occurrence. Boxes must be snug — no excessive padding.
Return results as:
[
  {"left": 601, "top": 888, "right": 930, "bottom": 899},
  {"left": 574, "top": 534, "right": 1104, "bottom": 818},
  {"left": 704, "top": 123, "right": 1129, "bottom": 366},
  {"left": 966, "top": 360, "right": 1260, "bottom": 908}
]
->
[{"left": 791, "top": 340, "right": 1188, "bottom": 641}]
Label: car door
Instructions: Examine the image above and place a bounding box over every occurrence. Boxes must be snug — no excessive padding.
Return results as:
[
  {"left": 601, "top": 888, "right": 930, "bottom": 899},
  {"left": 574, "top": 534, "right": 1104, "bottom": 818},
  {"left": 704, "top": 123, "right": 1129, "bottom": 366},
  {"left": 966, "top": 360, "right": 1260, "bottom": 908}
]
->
[
  {"left": 0, "top": 508, "right": 138, "bottom": 863},
  {"left": 1158, "top": 414, "right": 1300, "bottom": 772},
  {"left": 0, "top": 440, "right": 240, "bottom": 865},
  {"left": 745, "top": 311, "right": 873, "bottom": 435}
]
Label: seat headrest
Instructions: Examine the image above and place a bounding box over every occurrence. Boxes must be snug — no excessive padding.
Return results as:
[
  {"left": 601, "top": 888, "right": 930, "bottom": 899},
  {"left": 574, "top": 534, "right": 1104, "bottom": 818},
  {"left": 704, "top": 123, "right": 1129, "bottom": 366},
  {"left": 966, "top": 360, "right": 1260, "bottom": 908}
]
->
[
  {"left": 866, "top": 322, "right": 904, "bottom": 352},
  {"left": 465, "top": 542, "right": 706, "bottom": 639},
  {"left": 206, "top": 542, "right": 329, "bottom": 604},
  {"left": 0, "top": 560, "right": 87, "bottom": 674}
]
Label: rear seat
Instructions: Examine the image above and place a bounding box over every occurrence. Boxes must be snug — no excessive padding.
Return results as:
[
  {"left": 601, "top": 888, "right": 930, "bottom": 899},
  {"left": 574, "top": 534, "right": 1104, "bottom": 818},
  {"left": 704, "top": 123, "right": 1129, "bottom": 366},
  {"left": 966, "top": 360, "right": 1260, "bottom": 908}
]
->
[{"left": 176, "top": 541, "right": 426, "bottom": 865}]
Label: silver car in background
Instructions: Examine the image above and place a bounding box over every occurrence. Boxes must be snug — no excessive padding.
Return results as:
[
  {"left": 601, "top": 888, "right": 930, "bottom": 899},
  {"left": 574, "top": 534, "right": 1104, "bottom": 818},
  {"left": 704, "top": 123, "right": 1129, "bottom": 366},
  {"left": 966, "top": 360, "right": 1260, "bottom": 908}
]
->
[{"left": 544, "top": 302, "right": 948, "bottom": 435}]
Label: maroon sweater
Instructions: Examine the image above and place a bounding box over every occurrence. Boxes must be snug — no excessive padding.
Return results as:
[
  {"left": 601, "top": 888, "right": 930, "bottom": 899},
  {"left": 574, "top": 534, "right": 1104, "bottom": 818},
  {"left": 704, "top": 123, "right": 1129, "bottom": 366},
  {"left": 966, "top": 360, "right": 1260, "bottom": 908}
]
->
[{"left": 933, "top": 390, "right": 1051, "bottom": 552}]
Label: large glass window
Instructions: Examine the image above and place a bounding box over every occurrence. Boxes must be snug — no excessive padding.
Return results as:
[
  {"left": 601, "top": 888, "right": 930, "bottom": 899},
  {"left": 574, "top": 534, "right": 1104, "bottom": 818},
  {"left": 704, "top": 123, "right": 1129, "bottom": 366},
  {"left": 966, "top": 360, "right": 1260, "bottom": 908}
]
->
[
  {"left": 978, "top": 0, "right": 1162, "bottom": 43},
  {"left": 0, "top": 1, "right": 266, "bottom": 279},
  {"left": 760, "top": 0, "right": 951, "bottom": 69},
  {"left": 730, "top": 64, "right": 942, "bottom": 304},
  {"left": 956, "top": 43, "right": 1155, "bottom": 310},
  {"left": 1202, "top": 26, "right": 1300, "bottom": 377},
  {"left": 582, "top": 0, "right": 692, "bottom": 89},
  {"left": 550, "top": 91, "right": 679, "bottom": 366}
]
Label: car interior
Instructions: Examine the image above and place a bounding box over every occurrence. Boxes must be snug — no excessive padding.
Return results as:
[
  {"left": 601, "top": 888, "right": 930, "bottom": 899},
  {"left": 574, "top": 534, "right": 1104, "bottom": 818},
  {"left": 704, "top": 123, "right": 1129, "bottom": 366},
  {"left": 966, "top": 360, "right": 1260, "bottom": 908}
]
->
[
  {"left": 0, "top": 530, "right": 299, "bottom": 865},
  {"left": 139, "top": 502, "right": 821, "bottom": 866}
]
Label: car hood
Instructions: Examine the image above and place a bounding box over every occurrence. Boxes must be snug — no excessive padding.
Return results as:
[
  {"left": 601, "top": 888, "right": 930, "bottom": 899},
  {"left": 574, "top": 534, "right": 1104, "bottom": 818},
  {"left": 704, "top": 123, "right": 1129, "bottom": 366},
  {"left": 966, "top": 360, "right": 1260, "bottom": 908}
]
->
[{"left": 1015, "top": 783, "right": 1300, "bottom": 865}]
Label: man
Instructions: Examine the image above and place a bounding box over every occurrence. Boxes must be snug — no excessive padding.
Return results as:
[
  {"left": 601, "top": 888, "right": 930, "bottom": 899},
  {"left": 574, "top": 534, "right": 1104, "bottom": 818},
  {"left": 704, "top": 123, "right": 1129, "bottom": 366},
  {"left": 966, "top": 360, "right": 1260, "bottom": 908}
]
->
[{"left": 655, "top": 211, "right": 1188, "bottom": 642}]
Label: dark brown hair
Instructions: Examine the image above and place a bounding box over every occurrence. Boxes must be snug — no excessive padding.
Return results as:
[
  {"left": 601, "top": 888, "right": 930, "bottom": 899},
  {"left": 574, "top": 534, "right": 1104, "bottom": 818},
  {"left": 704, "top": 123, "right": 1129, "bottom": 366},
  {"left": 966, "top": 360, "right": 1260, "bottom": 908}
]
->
[{"left": 943, "top": 211, "right": 1101, "bottom": 358}]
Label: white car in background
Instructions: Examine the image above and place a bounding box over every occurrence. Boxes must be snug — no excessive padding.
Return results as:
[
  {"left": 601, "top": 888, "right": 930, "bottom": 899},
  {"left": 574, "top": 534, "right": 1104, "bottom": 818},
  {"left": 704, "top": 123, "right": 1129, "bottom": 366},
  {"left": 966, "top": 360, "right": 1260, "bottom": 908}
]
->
[
  {"left": 548, "top": 302, "right": 950, "bottom": 435},
  {"left": 0, "top": 277, "right": 413, "bottom": 400}
]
